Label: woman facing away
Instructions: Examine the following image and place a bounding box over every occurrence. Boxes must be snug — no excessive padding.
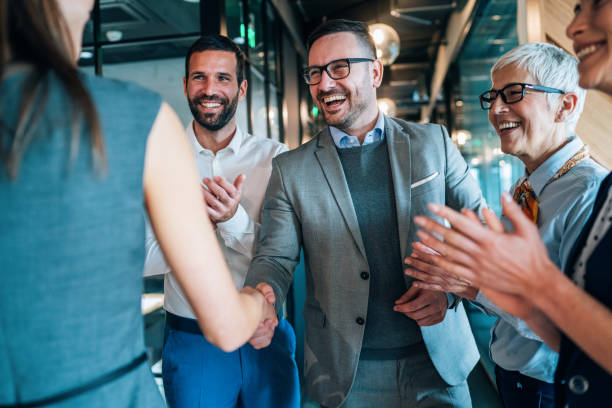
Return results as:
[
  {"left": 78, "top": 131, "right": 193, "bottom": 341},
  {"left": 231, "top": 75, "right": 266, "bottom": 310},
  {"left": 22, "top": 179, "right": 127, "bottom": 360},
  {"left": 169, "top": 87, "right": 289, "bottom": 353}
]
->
[
  {"left": 409, "top": 0, "right": 612, "bottom": 406},
  {"left": 0, "top": 0, "right": 275, "bottom": 406}
]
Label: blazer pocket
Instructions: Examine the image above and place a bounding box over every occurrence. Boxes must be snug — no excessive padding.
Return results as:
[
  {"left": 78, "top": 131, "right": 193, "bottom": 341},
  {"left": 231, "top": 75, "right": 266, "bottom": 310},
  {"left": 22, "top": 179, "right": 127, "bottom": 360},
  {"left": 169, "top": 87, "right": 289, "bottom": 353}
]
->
[{"left": 411, "top": 172, "right": 439, "bottom": 192}]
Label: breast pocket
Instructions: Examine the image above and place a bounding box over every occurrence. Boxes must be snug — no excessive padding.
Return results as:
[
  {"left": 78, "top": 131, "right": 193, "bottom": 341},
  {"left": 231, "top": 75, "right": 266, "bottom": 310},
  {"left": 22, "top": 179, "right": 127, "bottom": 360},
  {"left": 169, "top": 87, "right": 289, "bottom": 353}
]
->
[{"left": 410, "top": 171, "right": 440, "bottom": 197}]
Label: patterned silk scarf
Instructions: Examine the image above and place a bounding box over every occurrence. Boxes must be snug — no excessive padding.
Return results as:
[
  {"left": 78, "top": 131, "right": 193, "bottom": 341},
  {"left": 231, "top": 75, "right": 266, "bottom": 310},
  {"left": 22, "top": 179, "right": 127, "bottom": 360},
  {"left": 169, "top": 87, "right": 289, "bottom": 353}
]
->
[{"left": 512, "top": 147, "right": 590, "bottom": 224}]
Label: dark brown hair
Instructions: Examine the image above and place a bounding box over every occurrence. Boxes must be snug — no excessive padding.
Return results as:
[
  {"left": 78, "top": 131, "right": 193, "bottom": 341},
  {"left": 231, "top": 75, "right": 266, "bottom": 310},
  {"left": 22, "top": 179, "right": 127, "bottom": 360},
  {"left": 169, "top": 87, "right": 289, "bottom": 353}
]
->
[
  {"left": 185, "top": 35, "right": 247, "bottom": 85},
  {"left": 306, "top": 19, "right": 377, "bottom": 59},
  {"left": 0, "top": 0, "right": 105, "bottom": 179}
]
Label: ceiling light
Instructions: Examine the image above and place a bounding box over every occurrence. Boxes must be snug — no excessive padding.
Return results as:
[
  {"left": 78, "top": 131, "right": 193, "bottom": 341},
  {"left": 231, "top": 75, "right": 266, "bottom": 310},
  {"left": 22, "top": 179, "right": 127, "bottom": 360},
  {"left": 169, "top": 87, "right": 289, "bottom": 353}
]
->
[
  {"left": 106, "top": 30, "right": 123, "bottom": 42},
  {"left": 79, "top": 51, "right": 93, "bottom": 59},
  {"left": 368, "top": 23, "right": 400, "bottom": 66}
]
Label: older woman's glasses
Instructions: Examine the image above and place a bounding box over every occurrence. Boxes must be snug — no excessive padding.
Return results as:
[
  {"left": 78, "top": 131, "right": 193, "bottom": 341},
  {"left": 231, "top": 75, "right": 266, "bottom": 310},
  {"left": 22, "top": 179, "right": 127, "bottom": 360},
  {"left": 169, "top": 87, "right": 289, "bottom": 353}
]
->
[
  {"left": 303, "top": 58, "right": 374, "bottom": 85},
  {"left": 479, "top": 83, "right": 565, "bottom": 110}
]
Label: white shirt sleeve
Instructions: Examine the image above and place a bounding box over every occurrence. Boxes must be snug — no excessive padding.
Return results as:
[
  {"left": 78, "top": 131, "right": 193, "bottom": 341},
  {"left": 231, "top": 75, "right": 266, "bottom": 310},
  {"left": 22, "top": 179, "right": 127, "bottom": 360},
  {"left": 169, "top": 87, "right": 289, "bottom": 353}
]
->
[
  {"left": 216, "top": 203, "right": 259, "bottom": 256},
  {"left": 143, "top": 215, "right": 171, "bottom": 277},
  {"left": 474, "top": 290, "right": 542, "bottom": 341}
]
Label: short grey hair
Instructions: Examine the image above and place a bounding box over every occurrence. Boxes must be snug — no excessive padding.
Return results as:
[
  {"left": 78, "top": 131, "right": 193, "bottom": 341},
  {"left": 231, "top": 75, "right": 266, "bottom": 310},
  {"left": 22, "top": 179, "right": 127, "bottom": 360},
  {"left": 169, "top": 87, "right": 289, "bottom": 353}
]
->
[{"left": 491, "top": 42, "right": 586, "bottom": 136}]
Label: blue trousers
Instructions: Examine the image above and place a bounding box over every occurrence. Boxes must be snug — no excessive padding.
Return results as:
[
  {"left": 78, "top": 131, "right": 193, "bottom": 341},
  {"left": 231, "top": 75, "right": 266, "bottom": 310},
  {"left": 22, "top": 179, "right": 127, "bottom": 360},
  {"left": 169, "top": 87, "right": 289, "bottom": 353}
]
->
[
  {"left": 162, "top": 314, "right": 300, "bottom": 408},
  {"left": 495, "top": 365, "right": 555, "bottom": 408}
]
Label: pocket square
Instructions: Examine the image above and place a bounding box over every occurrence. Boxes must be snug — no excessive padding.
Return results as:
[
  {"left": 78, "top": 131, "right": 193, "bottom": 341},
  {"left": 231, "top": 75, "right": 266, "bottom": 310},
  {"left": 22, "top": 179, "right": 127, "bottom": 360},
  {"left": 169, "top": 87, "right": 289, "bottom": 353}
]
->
[{"left": 410, "top": 172, "right": 439, "bottom": 188}]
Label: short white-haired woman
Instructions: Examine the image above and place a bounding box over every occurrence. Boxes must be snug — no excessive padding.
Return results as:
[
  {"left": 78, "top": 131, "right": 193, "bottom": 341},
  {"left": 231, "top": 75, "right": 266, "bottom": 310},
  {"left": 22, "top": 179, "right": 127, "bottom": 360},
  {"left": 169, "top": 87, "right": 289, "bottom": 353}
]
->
[
  {"left": 410, "top": 1, "right": 612, "bottom": 406},
  {"left": 404, "top": 41, "right": 607, "bottom": 408}
]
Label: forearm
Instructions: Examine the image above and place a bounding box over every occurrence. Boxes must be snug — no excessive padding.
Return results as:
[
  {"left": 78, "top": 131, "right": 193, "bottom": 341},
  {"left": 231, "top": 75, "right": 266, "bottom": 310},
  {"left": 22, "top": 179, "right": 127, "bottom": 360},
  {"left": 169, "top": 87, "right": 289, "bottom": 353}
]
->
[
  {"left": 535, "top": 271, "right": 612, "bottom": 374},
  {"left": 523, "top": 310, "right": 561, "bottom": 352}
]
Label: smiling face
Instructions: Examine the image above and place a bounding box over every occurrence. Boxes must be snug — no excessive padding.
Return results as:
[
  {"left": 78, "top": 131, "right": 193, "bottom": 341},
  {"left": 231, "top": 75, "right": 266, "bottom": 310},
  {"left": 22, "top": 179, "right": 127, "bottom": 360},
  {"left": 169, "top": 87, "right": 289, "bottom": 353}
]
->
[
  {"left": 307, "top": 32, "right": 382, "bottom": 132},
  {"left": 184, "top": 50, "right": 247, "bottom": 131},
  {"left": 488, "top": 64, "right": 567, "bottom": 169},
  {"left": 567, "top": 0, "right": 612, "bottom": 94}
]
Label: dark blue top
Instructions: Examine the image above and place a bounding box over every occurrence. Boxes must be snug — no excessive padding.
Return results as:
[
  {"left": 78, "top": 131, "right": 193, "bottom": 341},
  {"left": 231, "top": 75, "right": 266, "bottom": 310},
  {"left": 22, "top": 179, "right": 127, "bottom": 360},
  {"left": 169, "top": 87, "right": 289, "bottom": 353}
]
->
[
  {"left": 0, "top": 69, "right": 164, "bottom": 407},
  {"left": 555, "top": 172, "right": 612, "bottom": 407}
]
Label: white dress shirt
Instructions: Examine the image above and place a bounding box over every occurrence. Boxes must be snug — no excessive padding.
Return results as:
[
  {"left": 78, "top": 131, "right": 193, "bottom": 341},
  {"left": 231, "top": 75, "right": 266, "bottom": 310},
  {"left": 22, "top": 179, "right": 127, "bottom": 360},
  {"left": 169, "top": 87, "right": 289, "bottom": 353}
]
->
[{"left": 144, "top": 121, "right": 287, "bottom": 319}]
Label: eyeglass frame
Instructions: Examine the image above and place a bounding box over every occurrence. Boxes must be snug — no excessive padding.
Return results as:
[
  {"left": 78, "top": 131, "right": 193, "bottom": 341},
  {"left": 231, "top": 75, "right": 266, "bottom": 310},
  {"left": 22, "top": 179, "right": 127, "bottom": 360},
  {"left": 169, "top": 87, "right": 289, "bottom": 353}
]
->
[
  {"left": 479, "top": 82, "right": 566, "bottom": 110},
  {"left": 303, "top": 58, "right": 374, "bottom": 85}
]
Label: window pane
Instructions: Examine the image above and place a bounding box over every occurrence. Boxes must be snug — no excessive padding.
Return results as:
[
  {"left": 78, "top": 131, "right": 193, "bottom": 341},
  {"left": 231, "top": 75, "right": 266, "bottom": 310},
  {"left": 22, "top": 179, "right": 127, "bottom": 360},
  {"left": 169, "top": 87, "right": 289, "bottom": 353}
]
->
[
  {"left": 226, "top": 0, "right": 247, "bottom": 53},
  {"left": 247, "top": 0, "right": 265, "bottom": 72},
  {"left": 265, "top": 4, "right": 278, "bottom": 86},
  {"left": 250, "top": 67, "right": 268, "bottom": 138},
  {"left": 268, "top": 85, "right": 280, "bottom": 141}
]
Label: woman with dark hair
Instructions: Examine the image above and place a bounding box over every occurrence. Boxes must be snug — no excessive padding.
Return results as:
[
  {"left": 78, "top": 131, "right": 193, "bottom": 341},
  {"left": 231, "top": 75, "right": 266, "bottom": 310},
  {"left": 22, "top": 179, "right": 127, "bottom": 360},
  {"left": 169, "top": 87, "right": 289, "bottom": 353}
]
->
[
  {"left": 411, "top": 0, "right": 612, "bottom": 406},
  {"left": 0, "top": 0, "right": 275, "bottom": 406}
]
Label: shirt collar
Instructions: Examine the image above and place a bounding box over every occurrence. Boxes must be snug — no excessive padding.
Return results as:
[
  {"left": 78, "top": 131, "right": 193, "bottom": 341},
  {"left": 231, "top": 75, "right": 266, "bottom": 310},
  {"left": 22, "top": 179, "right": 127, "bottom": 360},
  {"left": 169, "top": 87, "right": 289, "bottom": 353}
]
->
[
  {"left": 329, "top": 111, "right": 385, "bottom": 149},
  {"left": 526, "top": 136, "right": 585, "bottom": 196},
  {"left": 187, "top": 120, "right": 243, "bottom": 155}
]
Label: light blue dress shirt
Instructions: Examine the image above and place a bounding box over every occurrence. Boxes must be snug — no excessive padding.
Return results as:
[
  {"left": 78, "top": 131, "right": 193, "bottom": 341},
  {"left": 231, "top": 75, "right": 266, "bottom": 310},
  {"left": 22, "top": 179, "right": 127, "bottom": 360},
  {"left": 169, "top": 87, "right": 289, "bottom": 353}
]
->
[
  {"left": 329, "top": 111, "right": 385, "bottom": 148},
  {"left": 475, "top": 136, "right": 608, "bottom": 383}
]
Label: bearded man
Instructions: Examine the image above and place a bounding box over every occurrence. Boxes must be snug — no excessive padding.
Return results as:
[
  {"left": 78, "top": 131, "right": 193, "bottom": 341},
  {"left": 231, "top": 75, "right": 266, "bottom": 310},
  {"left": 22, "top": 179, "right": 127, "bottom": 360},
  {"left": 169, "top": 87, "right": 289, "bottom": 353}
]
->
[{"left": 143, "top": 35, "right": 299, "bottom": 408}]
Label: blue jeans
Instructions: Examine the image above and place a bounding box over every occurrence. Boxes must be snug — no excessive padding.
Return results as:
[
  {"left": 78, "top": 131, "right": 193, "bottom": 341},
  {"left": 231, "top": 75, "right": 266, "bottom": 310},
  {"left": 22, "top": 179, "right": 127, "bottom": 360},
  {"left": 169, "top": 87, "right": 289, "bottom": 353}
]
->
[
  {"left": 162, "top": 315, "right": 300, "bottom": 408},
  {"left": 495, "top": 365, "right": 555, "bottom": 408}
]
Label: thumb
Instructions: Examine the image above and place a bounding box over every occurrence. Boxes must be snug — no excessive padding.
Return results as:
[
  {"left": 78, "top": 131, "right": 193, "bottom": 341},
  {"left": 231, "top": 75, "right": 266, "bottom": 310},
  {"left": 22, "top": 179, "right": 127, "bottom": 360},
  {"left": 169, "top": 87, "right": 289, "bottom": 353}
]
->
[
  {"left": 234, "top": 173, "right": 246, "bottom": 192},
  {"left": 256, "top": 282, "right": 276, "bottom": 304}
]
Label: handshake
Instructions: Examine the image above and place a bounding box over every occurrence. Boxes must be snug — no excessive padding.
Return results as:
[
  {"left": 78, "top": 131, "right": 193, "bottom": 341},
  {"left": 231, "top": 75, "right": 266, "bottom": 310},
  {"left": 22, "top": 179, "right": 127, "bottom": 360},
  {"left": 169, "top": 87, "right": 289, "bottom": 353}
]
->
[{"left": 241, "top": 283, "right": 278, "bottom": 349}]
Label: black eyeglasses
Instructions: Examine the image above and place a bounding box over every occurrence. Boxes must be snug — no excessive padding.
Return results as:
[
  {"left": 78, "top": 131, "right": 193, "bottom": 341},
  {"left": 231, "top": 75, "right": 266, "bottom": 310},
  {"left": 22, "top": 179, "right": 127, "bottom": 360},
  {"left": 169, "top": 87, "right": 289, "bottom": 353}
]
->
[
  {"left": 479, "top": 82, "right": 566, "bottom": 110},
  {"left": 303, "top": 58, "right": 374, "bottom": 85}
]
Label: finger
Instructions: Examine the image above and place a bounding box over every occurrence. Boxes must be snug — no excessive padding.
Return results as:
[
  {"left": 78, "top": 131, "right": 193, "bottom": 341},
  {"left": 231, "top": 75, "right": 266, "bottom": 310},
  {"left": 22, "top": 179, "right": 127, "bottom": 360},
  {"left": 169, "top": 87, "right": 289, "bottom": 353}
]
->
[
  {"left": 483, "top": 207, "right": 505, "bottom": 233},
  {"left": 395, "top": 285, "right": 420, "bottom": 304},
  {"left": 404, "top": 266, "right": 441, "bottom": 284},
  {"left": 404, "top": 257, "right": 445, "bottom": 278},
  {"left": 411, "top": 241, "right": 439, "bottom": 256},
  {"left": 461, "top": 208, "right": 481, "bottom": 223},
  {"left": 203, "top": 189, "right": 223, "bottom": 209},
  {"left": 233, "top": 173, "right": 246, "bottom": 194},
  {"left": 500, "top": 192, "right": 536, "bottom": 236},
  {"left": 416, "top": 229, "right": 478, "bottom": 268},
  {"left": 256, "top": 283, "right": 276, "bottom": 304},
  {"left": 424, "top": 203, "right": 491, "bottom": 243},
  {"left": 395, "top": 289, "right": 431, "bottom": 312},
  {"left": 432, "top": 256, "right": 479, "bottom": 283},
  {"left": 213, "top": 176, "right": 238, "bottom": 198},
  {"left": 203, "top": 178, "right": 231, "bottom": 203},
  {"left": 411, "top": 281, "right": 446, "bottom": 292},
  {"left": 414, "top": 215, "right": 483, "bottom": 256},
  {"left": 396, "top": 302, "right": 433, "bottom": 319},
  {"left": 206, "top": 206, "right": 222, "bottom": 222}
]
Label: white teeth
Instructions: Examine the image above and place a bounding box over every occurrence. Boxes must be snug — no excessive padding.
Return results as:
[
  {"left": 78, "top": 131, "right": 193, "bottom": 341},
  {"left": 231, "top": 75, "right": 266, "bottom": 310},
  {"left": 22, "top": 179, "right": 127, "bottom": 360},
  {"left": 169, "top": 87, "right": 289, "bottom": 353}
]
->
[
  {"left": 499, "top": 121, "right": 520, "bottom": 130},
  {"left": 577, "top": 43, "right": 602, "bottom": 60},
  {"left": 323, "top": 95, "right": 346, "bottom": 103},
  {"left": 201, "top": 102, "right": 221, "bottom": 108}
]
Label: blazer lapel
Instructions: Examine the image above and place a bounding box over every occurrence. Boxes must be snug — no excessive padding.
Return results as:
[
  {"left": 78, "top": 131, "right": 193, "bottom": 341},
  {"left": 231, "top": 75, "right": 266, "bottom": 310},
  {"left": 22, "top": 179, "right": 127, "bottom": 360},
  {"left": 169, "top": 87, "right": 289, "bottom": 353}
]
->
[
  {"left": 385, "top": 117, "right": 412, "bottom": 258},
  {"left": 314, "top": 128, "right": 367, "bottom": 260}
]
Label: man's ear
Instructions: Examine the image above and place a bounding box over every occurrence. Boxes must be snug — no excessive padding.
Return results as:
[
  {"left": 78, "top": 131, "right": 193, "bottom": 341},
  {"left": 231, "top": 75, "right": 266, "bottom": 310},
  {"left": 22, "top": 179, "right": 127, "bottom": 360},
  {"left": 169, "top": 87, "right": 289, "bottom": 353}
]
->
[
  {"left": 371, "top": 59, "right": 384, "bottom": 89},
  {"left": 556, "top": 92, "right": 578, "bottom": 122},
  {"left": 238, "top": 79, "right": 248, "bottom": 102},
  {"left": 183, "top": 76, "right": 188, "bottom": 98}
]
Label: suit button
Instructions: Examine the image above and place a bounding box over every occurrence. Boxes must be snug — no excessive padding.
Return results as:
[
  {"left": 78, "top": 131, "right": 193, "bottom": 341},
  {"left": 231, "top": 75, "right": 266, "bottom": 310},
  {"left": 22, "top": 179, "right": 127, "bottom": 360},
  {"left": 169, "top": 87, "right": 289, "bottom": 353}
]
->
[
  {"left": 568, "top": 375, "right": 589, "bottom": 395},
  {"left": 360, "top": 271, "right": 370, "bottom": 280},
  {"left": 356, "top": 317, "right": 365, "bottom": 325}
]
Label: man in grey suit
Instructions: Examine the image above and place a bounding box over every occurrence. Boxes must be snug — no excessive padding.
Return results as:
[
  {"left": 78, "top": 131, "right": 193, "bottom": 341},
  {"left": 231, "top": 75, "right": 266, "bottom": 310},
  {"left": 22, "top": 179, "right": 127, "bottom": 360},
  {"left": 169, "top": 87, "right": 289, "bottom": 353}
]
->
[{"left": 244, "top": 19, "right": 484, "bottom": 408}]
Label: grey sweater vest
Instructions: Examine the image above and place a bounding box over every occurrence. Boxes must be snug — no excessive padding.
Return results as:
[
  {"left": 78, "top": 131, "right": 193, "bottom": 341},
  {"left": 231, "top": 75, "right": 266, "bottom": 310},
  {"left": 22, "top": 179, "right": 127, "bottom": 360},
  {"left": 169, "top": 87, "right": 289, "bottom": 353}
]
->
[{"left": 337, "top": 138, "right": 422, "bottom": 360}]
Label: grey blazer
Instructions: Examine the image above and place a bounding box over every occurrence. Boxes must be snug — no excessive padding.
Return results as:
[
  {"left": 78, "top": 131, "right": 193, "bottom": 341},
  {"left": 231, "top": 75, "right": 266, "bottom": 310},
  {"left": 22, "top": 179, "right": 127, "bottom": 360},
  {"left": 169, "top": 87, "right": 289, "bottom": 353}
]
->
[{"left": 244, "top": 116, "right": 485, "bottom": 407}]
